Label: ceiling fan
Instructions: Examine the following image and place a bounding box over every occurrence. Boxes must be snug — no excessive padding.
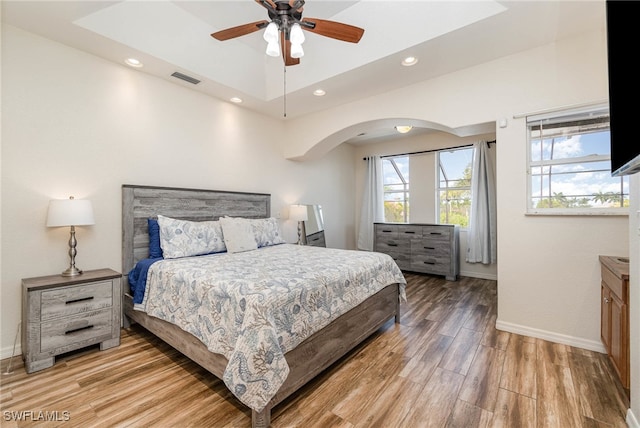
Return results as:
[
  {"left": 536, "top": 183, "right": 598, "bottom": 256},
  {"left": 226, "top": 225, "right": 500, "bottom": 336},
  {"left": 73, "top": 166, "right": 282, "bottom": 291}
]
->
[{"left": 211, "top": 0, "right": 365, "bottom": 66}]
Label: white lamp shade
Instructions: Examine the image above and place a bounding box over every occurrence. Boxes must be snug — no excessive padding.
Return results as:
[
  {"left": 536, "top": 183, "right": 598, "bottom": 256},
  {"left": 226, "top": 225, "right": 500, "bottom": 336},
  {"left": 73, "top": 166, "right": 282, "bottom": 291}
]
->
[
  {"left": 263, "top": 22, "right": 279, "bottom": 43},
  {"left": 290, "top": 23, "right": 305, "bottom": 45},
  {"left": 46, "top": 198, "right": 95, "bottom": 227},
  {"left": 266, "top": 41, "right": 281, "bottom": 57},
  {"left": 289, "top": 204, "right": 308, "bottom": 222},
  {"left": 290, "top": 43, "right": 304, "bottom": 58}
]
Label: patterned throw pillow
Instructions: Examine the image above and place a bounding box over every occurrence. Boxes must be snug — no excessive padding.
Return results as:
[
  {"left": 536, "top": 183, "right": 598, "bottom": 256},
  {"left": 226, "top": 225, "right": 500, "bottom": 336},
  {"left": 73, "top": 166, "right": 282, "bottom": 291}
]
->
[
  {"left": 157, "top": 215, "right": 226, "bottom": 259},
  {"left": 251, "top": 217, "right": 286, "bottom": 247},
  {"left": 219, "top": 217, "right": 259, "bottom": 254}
]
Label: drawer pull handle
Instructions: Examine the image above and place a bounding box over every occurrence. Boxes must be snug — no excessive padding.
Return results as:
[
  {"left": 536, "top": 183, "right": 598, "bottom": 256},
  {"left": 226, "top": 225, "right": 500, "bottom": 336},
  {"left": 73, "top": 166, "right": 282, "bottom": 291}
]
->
[
  {"left": 424, "top": 246, "right": 435, "bottom": 250},
  {"left": 404, "top": 231, "right": 416, "bottom": 234},
  {"left": 387, "top": 243, "right": 398, "bottom": 247},
  {"left": 423, "top": 261, "right": 435, "bottom": 265},
  {"left": 65, "top": 325, "right": 94, "bottom": 335},
  {"left": 311, "top": 238, "right": 319, "bottom": 241},
  {"left": 430, "top": 232, "right": 442, "bottom": 235},
  {"left": 65, "top": 296, "right": 94, "bottom": 305},
  {"left": 604, "top": 297, "right": 610, "bottom": 304},
  {"left": 382, "top": 230, "right": 393, "bottom": 233}
]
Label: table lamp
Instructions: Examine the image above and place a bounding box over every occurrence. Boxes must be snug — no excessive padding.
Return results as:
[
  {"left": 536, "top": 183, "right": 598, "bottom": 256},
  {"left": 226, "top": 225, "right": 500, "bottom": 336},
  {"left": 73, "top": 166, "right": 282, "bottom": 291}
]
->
[
  {"left": 289, "top": 204, "right": 308, "bottom": 245},
  {"left": 46, "top": 196, "right": 95, "bottom": 276}
]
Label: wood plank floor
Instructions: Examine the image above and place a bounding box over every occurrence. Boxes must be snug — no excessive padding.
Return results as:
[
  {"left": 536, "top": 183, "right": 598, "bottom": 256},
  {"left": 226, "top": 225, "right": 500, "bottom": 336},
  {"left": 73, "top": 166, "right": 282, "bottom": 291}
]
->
[{"left": 0, "top": 273, "right": 629, "bottom": 427}]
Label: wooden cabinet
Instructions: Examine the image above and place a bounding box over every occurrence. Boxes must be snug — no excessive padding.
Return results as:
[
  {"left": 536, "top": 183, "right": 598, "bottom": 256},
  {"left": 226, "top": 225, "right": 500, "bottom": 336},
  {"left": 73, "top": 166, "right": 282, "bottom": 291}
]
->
[
  {"left": 374, "top": 223, "right": 459, "bottom": 281},
  {"left": 22, "top": 268, "right": 122, "bottom": 374},
  {"left": 599, "top": 255, "right": 629, "bottom": 390}
]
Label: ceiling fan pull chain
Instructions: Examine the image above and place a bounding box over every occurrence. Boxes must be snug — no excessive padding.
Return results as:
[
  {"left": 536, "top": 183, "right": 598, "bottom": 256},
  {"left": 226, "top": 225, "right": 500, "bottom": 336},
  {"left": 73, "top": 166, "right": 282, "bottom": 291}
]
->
[{"left": 283, "top": 63, "right": 287, "bottom": 118}]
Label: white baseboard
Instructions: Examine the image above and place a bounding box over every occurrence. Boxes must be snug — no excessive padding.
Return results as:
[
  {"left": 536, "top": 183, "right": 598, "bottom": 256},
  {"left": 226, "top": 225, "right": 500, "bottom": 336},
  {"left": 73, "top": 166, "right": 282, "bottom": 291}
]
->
[
  {"left": 1, "top": 344, "right": 22, "bottom": 361},
  {"left": 495, "top": 320, "right": 606, "bottom": 353},
  {"left": 628, "top": 408, "right": 639, "bottom": 428},
  {"left": 459, "top": 270, "right": 497, "bottom": 281}
]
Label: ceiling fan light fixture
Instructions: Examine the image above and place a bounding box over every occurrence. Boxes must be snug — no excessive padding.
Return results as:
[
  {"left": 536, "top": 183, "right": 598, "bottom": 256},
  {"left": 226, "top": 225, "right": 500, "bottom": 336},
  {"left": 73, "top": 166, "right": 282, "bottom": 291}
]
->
[
  {"left": 263, "top": 22, "right": 279, "bottom": 43},
  {"left": 266, "top": 41, "right": 281, "bottom": 57},
  {"left": 395, "top": 125, "right": 413, "bottom": 134},
  {"left": 291, "top": 43, "right": 304, "bottom": 58},
  {"left": 290, "top": 23, "right": 305, "bottom": 45}
]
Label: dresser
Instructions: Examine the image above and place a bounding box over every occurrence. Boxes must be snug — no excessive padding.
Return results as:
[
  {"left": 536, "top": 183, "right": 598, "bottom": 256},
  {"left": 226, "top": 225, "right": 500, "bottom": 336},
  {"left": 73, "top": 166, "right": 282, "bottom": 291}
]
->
[
  {"left": 374, "top": 223, "right": 460, "bottom": 281},
  {"left": 599, "top": 255, "right": 629, "bottom": 390},
  {"left": 22, "top": 268, "right": 122, "bottom": 373},
  {"left": 306, "top": 230, "right": 326, "bottom": 247}
]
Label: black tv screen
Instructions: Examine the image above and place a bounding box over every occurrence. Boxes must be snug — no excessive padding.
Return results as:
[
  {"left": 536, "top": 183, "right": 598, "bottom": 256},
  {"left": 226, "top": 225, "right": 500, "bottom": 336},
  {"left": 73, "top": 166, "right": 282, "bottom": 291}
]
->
[{"left": 607, "top": 0, "right": 640, "bottom": 176}]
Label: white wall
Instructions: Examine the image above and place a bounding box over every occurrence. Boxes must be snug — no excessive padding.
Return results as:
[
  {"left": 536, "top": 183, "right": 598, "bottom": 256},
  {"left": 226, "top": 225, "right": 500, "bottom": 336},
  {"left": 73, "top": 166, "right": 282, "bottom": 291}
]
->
[
  {"left": 284, "top": 29, "right": 627, "bottom": 351},
  {"left": 0, "top": 25, "right": 356, "bottom": 357},
  {"left": 352, "top": 130, "right": 498, "bottom": 280}
]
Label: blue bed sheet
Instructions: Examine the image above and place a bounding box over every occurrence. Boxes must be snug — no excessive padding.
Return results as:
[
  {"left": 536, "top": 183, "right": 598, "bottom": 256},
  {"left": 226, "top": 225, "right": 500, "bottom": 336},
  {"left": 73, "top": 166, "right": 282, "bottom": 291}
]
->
[{"left": 128, "top": 257, "right": 162, "bottom": 304}]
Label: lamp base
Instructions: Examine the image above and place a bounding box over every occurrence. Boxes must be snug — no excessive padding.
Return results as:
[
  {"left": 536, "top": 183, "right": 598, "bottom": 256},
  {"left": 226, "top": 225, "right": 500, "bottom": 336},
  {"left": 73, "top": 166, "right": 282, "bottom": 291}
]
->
[
  {"left": 61, "top": 267, "right": 83, "bottom": 277},
  {"left": 297, "top": 221, "right": 307, "bottom": 245}
]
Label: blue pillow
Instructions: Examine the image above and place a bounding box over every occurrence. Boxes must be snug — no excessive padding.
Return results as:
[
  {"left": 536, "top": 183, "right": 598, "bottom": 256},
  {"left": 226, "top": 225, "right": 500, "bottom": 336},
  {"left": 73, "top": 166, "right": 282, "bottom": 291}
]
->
[{"left": 148, "top": 218, "right": 163, "bottom": 258}]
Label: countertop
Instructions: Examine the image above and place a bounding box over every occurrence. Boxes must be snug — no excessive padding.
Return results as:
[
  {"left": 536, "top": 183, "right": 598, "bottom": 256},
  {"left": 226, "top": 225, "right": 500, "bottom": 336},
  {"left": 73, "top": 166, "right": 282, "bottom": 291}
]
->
[{"left": 599, "top": 255, "right": 630, "bottom": 280}]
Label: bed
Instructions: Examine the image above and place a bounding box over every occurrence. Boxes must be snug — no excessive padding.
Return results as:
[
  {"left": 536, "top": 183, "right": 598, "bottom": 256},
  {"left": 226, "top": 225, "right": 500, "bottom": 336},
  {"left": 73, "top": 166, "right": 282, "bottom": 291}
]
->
[{"left": 121, "top": 184, "right": 406, "bottom": 427}]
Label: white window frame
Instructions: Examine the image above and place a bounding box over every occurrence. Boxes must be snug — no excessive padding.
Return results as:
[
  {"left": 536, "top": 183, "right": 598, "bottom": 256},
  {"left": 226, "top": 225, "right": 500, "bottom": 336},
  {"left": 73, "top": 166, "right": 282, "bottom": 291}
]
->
[
  {"left": 436, "top": 146, "right": 474, "bottom": 228},
  {"left": 382, "top": 156, "right": 409, "bottom": 223},
  {"left": 525, "top": 103, "right": 628, "bottom": 216}
]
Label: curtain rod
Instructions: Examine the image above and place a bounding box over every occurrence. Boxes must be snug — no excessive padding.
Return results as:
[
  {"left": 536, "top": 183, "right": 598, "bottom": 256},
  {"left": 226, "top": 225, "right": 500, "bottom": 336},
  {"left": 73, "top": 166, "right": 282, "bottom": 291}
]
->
[{"left": 363, "top": 140, "right": 495, "bottom": 161}]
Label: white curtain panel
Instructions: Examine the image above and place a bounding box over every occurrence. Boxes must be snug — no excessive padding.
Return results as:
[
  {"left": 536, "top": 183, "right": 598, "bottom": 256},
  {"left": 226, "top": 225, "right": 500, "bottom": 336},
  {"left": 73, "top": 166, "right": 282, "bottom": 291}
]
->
[
  {"left": 467, "top": 141, "right": 497, "bottom": 264},
  {"left": 357, "top": 156, "right": 384, "bottom": 251}
]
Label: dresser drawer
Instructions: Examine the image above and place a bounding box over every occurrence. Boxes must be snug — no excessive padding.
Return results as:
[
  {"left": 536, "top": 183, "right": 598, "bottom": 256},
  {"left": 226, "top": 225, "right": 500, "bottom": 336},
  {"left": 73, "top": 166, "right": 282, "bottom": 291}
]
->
[
  {"left": 375, "top": 225, "right": 398, "bottom": 239},
  {"left": 601, "top": 265, "right": 627, "bottom": 302},
  {"left": 411, "top": 240, "right": 451, "bottom": 257},
  {"left": 40, "top": 309, "right": 113, "bottom": 353},
  {"left": 411, "top": 255, "right": 451, "bottom": 275},
  {"left": 422, "top": 226, "right": 451, "bottom": 242},
  {"left": 397, "top": 225, "right": 423, "bottom": 238},
  {"left": 383, "top": 250, "right": 411, "bottom": 270},
  {"left": 41, "top": 281, "right": 114, "bottom": 321}
]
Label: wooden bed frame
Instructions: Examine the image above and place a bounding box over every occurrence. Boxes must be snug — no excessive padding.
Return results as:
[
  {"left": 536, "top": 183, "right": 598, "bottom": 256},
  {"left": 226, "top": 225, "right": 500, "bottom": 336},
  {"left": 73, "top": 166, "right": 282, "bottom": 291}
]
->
[{"left": 121, "top": 184, "right": 401, "bottom": 428}]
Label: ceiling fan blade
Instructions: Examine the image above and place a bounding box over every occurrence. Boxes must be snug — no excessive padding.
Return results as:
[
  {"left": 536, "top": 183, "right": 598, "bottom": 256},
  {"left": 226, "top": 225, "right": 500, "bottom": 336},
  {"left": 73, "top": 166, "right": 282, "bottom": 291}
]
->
[
  {"left": 301, "top": 18, "right": 364, "bottom": 43},
  {"left": 281, "top": 37, "right": 300, "bottom": 66},
  {"left": 289, "top": 0, "right": 305, "bottom": 13},
  {"left": 255, "top": 0, "right": 277, "bottom": 12},
  {"left": 211, "top": 20, "right": 269, "bottom": 41}
]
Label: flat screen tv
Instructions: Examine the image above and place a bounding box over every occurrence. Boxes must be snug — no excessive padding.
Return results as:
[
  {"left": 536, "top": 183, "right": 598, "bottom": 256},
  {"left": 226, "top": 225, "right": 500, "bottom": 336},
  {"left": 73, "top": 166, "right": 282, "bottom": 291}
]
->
[{"left": 607, "top": 0, "right": 640, "bottom": 177}]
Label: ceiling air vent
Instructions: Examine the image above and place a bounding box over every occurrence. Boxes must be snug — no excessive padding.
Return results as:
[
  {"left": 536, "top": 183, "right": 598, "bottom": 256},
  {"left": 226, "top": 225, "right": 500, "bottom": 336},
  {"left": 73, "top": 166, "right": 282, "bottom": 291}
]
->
[{"left": 171, "top": 71, "right": 201, "bottom": 85}]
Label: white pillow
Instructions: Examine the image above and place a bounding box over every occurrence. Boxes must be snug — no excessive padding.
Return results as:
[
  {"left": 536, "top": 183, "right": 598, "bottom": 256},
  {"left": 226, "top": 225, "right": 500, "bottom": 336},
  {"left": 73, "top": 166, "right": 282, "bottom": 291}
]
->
[
  {"left": 251, "top": 217, "right": 286, "bottom": 247},
  {"left": 157, "top": 215, "right": 226, "bottom": 259},
  {"left": 219, "top": 217, "right": 258, "bottom": 254}
]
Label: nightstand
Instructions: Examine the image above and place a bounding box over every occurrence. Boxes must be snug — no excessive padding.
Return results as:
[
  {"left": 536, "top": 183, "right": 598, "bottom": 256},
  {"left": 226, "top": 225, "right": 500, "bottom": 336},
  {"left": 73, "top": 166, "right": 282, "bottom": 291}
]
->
[{"left": 21, "top": 268, "right": 122, "bottom": 374}]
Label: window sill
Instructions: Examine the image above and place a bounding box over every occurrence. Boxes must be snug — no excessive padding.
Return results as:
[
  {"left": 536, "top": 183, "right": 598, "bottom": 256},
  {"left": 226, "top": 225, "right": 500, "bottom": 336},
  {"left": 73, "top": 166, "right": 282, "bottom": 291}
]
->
[{"left": 525, "top": 208, "right": 629, "bottom": 216}]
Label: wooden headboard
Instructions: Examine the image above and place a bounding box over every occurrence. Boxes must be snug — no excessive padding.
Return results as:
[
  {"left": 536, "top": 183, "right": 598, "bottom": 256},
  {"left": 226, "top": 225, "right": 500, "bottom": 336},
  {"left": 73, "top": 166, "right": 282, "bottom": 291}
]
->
[{"left": 122, "top": 184, "right": 271, "bottom": 284}]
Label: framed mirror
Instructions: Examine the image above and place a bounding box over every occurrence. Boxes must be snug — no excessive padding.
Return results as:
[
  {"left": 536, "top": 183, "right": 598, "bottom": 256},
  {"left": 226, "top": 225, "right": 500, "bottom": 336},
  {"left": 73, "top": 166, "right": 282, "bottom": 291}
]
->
[{"left": 305, "top": 205, "right": 326, "bottom": 247}]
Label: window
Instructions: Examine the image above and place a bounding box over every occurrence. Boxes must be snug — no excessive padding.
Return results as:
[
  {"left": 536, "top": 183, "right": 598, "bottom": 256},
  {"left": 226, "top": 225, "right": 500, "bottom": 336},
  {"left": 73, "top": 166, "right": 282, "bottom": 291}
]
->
[
  {"left": 382, "top": 156, "right": 409, "bottom": 222},
  {"left": 438, "top": 147, "right": 474, "bottom": 227},
  {"left": 527, "top": 104, "right": 628, "bottom": 214}
]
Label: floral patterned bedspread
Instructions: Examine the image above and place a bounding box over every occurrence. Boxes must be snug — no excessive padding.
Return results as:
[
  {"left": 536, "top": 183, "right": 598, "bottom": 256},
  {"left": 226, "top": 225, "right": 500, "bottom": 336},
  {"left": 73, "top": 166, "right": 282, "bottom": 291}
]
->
[{"left": 135, "top": 244, "right": 406, "bottom": 411}]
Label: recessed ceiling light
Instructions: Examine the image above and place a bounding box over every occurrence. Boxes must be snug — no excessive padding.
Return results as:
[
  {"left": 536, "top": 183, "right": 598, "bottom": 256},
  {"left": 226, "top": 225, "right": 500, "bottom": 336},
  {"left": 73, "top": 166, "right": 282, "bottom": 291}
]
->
[
  {"left": 313, "top": 89, "right": 326, "bottom": 96},
  {"left": 395, "top": 125, "right": 413, "bottom": 134},
  {"left": 230, "top": 97, "right": 243, "bottom": 103},
  {"left": 401, "top": 56, "right": 418, "bottom": 67},
  {"left": 125, "top": 58, "right": 143, "bottom": 68}
]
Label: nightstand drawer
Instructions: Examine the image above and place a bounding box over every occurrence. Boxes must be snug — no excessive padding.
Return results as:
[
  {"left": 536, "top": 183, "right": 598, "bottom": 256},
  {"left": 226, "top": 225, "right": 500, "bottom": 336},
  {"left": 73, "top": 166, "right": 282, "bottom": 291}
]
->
[
  {"left": 40, "top": 309, "right": 113, "bottom": 353},
  {"left": 41, "top": 281, "right": 113, "bottom": 321}
]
